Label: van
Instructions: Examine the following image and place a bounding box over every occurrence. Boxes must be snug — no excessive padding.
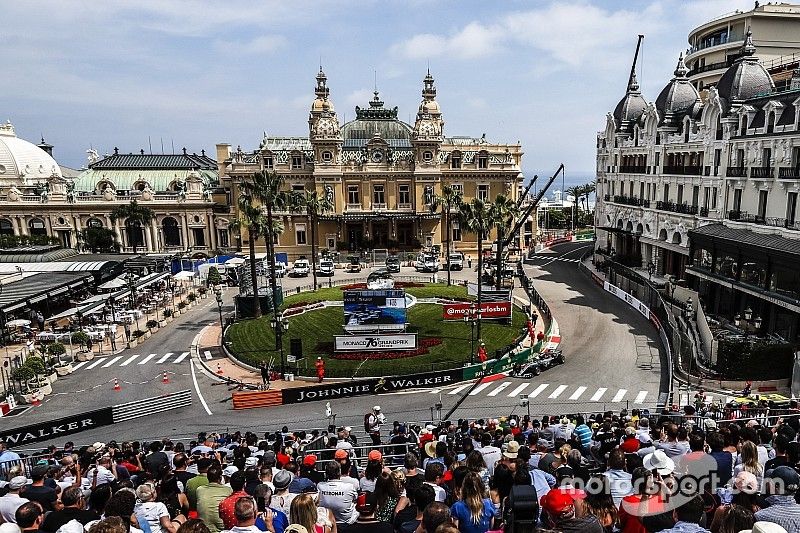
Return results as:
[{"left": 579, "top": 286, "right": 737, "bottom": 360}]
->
[
  {"left": 414, "top": 253, "right": 440, "bottom": 273},
  {"left": 290, "top": 258, "right": 310, "bottom": 277},
  {"left": 444, "top": 252, "right": 464, "bottom": 271},
  {"left": 318, "top": 259, "right": 335, "bottom": 277}
]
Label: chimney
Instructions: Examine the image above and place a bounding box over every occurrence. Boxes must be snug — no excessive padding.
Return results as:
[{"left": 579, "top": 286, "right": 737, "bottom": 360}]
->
[{"left": 114, "top": 147, "right": 119, "bottom": 155}]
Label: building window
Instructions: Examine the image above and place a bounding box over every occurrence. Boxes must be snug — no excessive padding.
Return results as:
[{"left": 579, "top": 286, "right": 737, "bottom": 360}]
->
[
  {"left": 398, "top": 184, "right": 410, "bottom": 205},
  {"left": 640, "top": 182, "right": 644, "bottom": 199},
  {"left": 291, "top": 154, "right": 302, "bottom": 169},
  {"left": 677, "top": 185, "right": 684, "bottom": 204},
  {"left": 219, "top": 228, "right": 229, "bottom": 248},
  {"left": 264, "top": 156, "right": 274, "bottom": 169},
  {"left": 373, "top": 184, "right": 385, "bottom": 205},
  {"left": 191, "top": 228, "right": 206, "bottom": 247},
  {"left": 0, "top": 219, "right": 12, "bottom": 235},
  {"left": 28, "top": 218, "right": 47, "bottom": 237},
  {"left": 767, "top": 112, "right": 776, "bottom": 134},
  {"left": 740, "top": 116, "right": 748, "bottom": 136},
  {"left": 292, "top": 184, "right": 305, "bottom": 194},
  {"left": 704, "top": 187, "right": 710, "bottom": 210},
  {"left": 787, "top": 192, "right": 798, "bottom": 225},
  {"left": 733, "top": 188, "right": 742, "bottom": 212},
  {"left": 692, "top": 186, "right": 699, "bottom": 207},
  {"left": 451, "top": 152, "right": 461, "bottom": 169},
  {"left": 162, "top": 217, "right": 181, "bottom": 247},
  {"left": 646, "top": 183, "right": 651, "bottom": 199},
  {"left": 321, "top": 150, "right": 333, "bottom": 163},
  {"left": 87, "top": 217, "right": 104, "bottom": 228},
  {"left": 295, "top": 223, "right": 307, "bottom": 245},
  {"left": 477, "top": 153, "right": 488, "bottom": 169},
  {"left": 663, "top": 184, "right": 670, "bottom": 202},
  {"left": 629, "top": 181, "right": 634, "bottom": 197},
  {"left": 452, "top": 183, "right": 464, "bottom": 197},
  {"left": 347, "top": 185, "right": 360, "bottom": 205},
  {"left": 422, "top": 151, "right": 434, "bottom": 163},
  {"left": 758, "top": 190, "right": 768, "bottom": 220},
  {"left": 452, "top": 220, "right": 462, "bottom": 242},
  {"left": 478, "top": 184, "right": 489, "bottom": 201}
]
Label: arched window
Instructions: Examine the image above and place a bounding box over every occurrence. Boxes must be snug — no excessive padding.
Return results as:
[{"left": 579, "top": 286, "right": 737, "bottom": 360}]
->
[
  {"left": 29, "top": 217, "right": 46, "bottom": 236},
  {"left": 684, "top": 120, "right": 691, "bottom": 143},
  {"left": 87, "top": 217, "right": 104, "bottom": 228},
  {"left": 740, "top": 115, "right": 748, "bottom": 136},
  {"left": 767, "top": 112, "right": 776, "bottom": 134},
  {"left": 162, "top": 217, "right": 181, "bottom": 247},
  {"left": 133, "top": 181, "right": 148, "bottom": 191},
  {"left": 715, "top": 117, "right": 723, "bottom": 140},
  {"left": 0, "top": 219, "right": 13, "bottom": 235}
]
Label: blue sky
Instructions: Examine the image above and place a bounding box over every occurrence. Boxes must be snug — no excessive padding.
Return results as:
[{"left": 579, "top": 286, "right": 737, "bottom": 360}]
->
[{"left": 0, "top": 0, "right": 754, "bottom": 175}]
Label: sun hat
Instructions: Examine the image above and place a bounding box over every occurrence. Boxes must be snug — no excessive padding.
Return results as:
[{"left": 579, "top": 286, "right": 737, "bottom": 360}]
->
[
  {"left": 503, "top": 441, "right": 521, "bottom": 459},
  {"left": 273, "top": 470, "right": 293, "bottom": 490},
  {"left": 334, "top": 449, "right": 349, "bottom": 460},
  {"left": 0, "top": 523, "right": 21, "bottom": 533},
  {"left": 643, "top": 450, "right": 675, "bottom": 475},
  {"left": 740, "top": 522, "right": 789, "bottom": 533},
  {"left": 373, "top": 405, "right": 381, "bottom": 412},
  {"left": 284, "top": 525, "right": 309, "bottom": 533},
  {"left": 8, "top": 476, "right": 27, "bottom": 490},
  {"left": 424, "top": 441, "right": 437, "bottom": 458},
  {"left": 733, "top": 471, "right": 759, "bottom": 494},
  {"left": 368, "top": 450, "right": 382, "bottom": 461},
  {"left": 222, "top": 465, "right": 238, "bottom": 477},
  {"left": 244, "top": 457, "right": 258, "bottom": 468}
]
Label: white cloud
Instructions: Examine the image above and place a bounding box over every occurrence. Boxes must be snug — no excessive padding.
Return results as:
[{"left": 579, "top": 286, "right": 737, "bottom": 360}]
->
[{"left": 214, "top": 35, "right": 287, "bottom": 55}]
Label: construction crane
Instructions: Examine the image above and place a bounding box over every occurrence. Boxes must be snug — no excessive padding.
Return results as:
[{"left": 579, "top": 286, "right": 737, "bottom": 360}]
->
[
  {"left": 502, "top": 163, "right": 565, "bottom": 249},
  {"left": 515, "top": 174, "right": 538, "bottom": 210}
]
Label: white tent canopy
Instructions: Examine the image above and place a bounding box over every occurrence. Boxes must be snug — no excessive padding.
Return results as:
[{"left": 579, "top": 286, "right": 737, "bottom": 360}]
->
[
  {"left": 98, "top": 277, "right": 127, "bottom": 290},
  {"left": 225, "top": 258, "right": 246, "bottom": 266},
  {"left": 173, "top": 271, "right": 196, "bottom": 280}
]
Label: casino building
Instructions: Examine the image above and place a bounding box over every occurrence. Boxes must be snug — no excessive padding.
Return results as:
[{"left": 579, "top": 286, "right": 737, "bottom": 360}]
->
[{"left": 217, "top": 69, "right": 524, "bottom": 260}]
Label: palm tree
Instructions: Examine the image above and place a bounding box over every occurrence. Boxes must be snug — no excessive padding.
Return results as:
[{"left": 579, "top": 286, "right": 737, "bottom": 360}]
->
[
  {"left": 229, "top": 194, "right": 269, "bottom": 318},
  {"left": 301, "top": 190, "right": 334, "bottom": 289},
  {"left": 582, "top": 181, "right": 596, "bottom": 218},
  {"left": 458, "top": 198, "right": 493, "bottom": 343},
  {"left": 240, "top": 170, "right": 301, "bottom": 316},
  {"left": 110, "top": 200, "right": 155, "bottom": 254},
  {"left": 430, "top": 184, "right": 463, "bottom": 286},
  {"left": 487, "top": 195, "right": 519, "bottom": 290}
]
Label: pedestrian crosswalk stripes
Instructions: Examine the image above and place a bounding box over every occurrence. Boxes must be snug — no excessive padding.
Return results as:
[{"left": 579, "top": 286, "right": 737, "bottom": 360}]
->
[
  {"left": 61, "top": 350, "right": 211, "bottom": 373},
  {"left": 173, "top": 352, "right": 189, "bottom": 363},
  {"left": 156, "top": 353, "right": 172, "bottom": 364},
  {"left": 433, "top": 381, "right": 655, "bottom": 405},
  {"left": 86, "top": 358, "right": 106, "bottom": 370},
  {"left": 101, "top": 356, "right": 123, "bottom": 368},
  {"left": 71, "top": 361, "right": 88, "bottom": 371},
  {"left": 120, "top": 354, "right": 140, "bottom": 366},
  {"left": 138, "top": 354, "right": 157, "bottom": 365}
]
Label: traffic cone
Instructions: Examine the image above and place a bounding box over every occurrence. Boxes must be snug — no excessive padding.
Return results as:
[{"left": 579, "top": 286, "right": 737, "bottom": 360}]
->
[
  {"left": 113, "top": 378, "right": 121, "bottom": 391},
  {"left": 216, "top": 362, "right": 223, "bottom": 375},
  {"left": 162, "top": 371, "right": 169, "bottom": 384}
]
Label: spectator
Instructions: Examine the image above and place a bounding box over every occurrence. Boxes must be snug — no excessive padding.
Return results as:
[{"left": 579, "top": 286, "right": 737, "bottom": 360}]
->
[
  {"left": 716, "top": 505, "right": 754, "bottom": 533},
  {"left": 186, "top": 459, "right": 212, "bottom": 511},
  {"left": 21, "top": 466, "right": 57, "bottom": 512},
  {"left": 764, "top": 436, "right": 789, "bottom": 472},
  {"left": 400, "top": 454, "right": 422, "bottom": 487},
  {"left": 196, "top": 465, "right": 232, "bottom": 533},
  {"left": 421, "top": 502, "right": 451, "bottom": 533},
  {"left": 477, "top": 435, "right": 500, "bottom": 477},
  {"left": 0, "top": 477, "right": 29, "bottom": 523},
  {"left": 288, "top": 493, "right": 333, "bottom": 533},
  {"left": 219, "top": 496, "right": 261, "bottom": 533},
  {"left": 603, "top": 449, "right": 632, "bottom": 507},
  {"left": 271, "top": 471, "right": 295, "bottom": 517},
  {"left": 710, "top": 471, "right": 760, "bottom": 532},
  {"left": 618, "top": 467, "right": 663, "bottom": 533},
  {"left": 317, "top": 461, "right": 357, "bottom": 527},
  {"left": 449, "top": 473, "right": 495, "bottom": 533},
  {"left": 656, "top": 424, "right": 689, "bottom": 458},
  {"left": 360, "top": 456, "right": 383, "bottom": 493},
  {"left": 423, "top": 463, "right": 446, "bottom": 503},
  {"left": 734, "top": 441, "right": 764, "bottom": 489},
  {"left": 172, "top": 455, "right": 195, "bottom": 492},
  {"left": 219, "top": 472, "right": 249, "bottom": 530},
  {"left": 145, "top": 443, "right": 170, "bottom": 478},
  {"left": 707, "top": 433, "right": 734, "bottom": 489},
  {"left": 135, "top": 483, "right": 181, "bottom": 533},
  {"left": 656, "top": 495, "right": 710, "bottom": 533},
  {"left": 374, "top": 472, "right": 404, "bottom": 524},
  {"left": 0, "top": 440, "right": 21, "bottom": 466},
  {"left": 89, "top": 516, "right": 128, "bottom": 533},
  {"left": 583, "top": 476, "right": 617, "bottom": 531},
  {"left": 177, "top": 520, "right": 210, "bottom": 533},
  {"left": 159, "top": 474, "right": 189, "bottom": 522},
  {"left": 252, "top": 485, "right": 287, "bottom": 533},
  {"left": 397, "top": 484, "right": 434, "bottom": 533},
  {"left": 40, "top": 487, "right": 94, "bottom": 533},
  {"left": 754, "top": 466, "right": 800, "bottom": 531},
  {"left": 104, "top": 488, "right": 144, "bottom": 533},
  {"left": 573, "top": 416, "right": 592, "bottom": 452},
  {"left": 14, "top": 502, "right": 43, "bottom": 533},
  {"left": 347, "top": 492, "right": 391, "bottom": 533},
  {"left": 539, "top": 488, "right": 603, "bottom": 533}
]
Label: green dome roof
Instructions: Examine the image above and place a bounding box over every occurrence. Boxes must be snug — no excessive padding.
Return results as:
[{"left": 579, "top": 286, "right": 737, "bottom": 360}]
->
[{"left": 340, "top": 91, "right": 412, "bottom": 148}]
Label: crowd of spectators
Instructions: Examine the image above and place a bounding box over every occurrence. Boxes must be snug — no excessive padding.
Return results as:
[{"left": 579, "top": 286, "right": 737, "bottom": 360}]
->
[{"left": 0, "top": 406, "right": 799, "bottom": 533}]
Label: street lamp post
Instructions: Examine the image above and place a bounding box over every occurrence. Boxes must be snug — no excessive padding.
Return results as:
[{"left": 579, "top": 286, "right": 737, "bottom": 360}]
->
[
  {"left": 124, "top": 270, "right": 140, "bottom": 333},
  {"left": 270, "top": 311, "right": 289, "bottom": 377},
  {"left": 214, "top": 287, "right": 224, "bottom": 327},
  {"left": 463, "top": 303, "right": 480, "bottom": 365}
]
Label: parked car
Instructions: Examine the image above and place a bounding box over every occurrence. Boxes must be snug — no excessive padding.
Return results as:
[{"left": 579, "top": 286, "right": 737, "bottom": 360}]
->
[
  {"left": 385, "top": 255, "right": 401, "bottom": 273},
  {"left": 345, "top": 256, "right": 362, "bottom": 273},
  {"left": 317, "top": 259, "right": 335, "bottom": 277},
  {"left": 414, "top": 253, "right": 440, "bottom": 273},
  {"left": 444, "top": 252, "right": 464, "bottom": 271},
  {"left": 290, "top": 258, "right": 310, "bottom": 277}
]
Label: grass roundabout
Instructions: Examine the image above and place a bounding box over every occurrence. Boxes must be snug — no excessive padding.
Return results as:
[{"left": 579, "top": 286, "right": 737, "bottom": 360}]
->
[{"left": 226, "top": 283, "right": 526, "bottom": 378}]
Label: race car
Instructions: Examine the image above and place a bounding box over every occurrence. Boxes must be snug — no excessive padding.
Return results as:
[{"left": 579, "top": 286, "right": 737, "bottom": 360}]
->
[
  {"left": 729, "top": 393, "right": 792, "bottom": 408},
  {"left": 510, "top": 350, "right": 564, "bottom": 378}
]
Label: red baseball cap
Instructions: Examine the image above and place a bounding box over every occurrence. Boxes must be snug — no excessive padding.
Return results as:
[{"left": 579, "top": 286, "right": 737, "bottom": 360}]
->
[
  {"left": 334, "top": 449, "right": 348, "bottom": 460},
  {"left": 276, "top": 453, "right": 291, "bottom": 467},
  {"left": 368, "top": 450, "right": 382, "bottom": 461},
  {"left": 620, "top": 438, "right": 640, "bottom": 454},
  {"left": 540, "top": 488, "right": 578, "bottom": 515},
  {"left": 303, "top": 455, "right": 317, "bottom": 467}
]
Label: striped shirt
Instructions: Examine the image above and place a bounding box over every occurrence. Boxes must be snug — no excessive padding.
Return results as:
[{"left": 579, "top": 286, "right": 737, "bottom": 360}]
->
[{"left": 754, "top": 495, "right": 800, "bottom": 532}]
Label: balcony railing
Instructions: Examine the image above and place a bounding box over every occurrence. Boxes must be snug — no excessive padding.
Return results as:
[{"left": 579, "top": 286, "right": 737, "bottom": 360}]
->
[
  {"left": 726, "top": 167, "right": 747, "bottom": 178},
  {"left": 778, "top": 167, "right": 800, "bottom": 180},
  {"left": 611, "top": 195, "right": 650, "bottom": 207},
  {"left": 346, "top": 203, "right": 362, "bottom": 211},
  {"left": 662, "top": 165, "right": 702, "bottom": 176},
  {"left": 397, "top": 202, "right": 413, "bottom": 210},
  {"left": 655, "top": 201, "right": 701, "bottom": 215},
  {"left": 371, "top": 202, "right": 387, "bottom": 210},
  {"left": 750, "top": 166, "right": 774, "bottom": 179},
  {"left": 728, "top": 210, "right": 765, "bottom": 224},
  {"left": 619, "top": 165, "right": 647, "bottom": 174}
]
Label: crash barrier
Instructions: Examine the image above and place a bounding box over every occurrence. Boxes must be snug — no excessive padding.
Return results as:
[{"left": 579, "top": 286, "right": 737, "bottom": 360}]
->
[
  {"left": 518, "top": 267, "right": 551, "bottom": 321},
  {"left": 231, "top": 389, "right": 283, "bottom": 409},
  {"left": 0, "top": 390, "right": 193, "bottom": 450},
  {"left": 573, "top": 232, "right": 595, "bottom": 241}
]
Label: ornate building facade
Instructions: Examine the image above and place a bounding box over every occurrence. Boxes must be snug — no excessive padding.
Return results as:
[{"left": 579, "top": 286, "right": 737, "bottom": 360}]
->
[
  {"left": 218, "top": 70, "right": 524, "bottom": 259},
  {"left": 596, "top": 29, "right": 800, "bottom": 341},
  {"left": 0, "top": 120, "right": 223, "bottom": 255}
]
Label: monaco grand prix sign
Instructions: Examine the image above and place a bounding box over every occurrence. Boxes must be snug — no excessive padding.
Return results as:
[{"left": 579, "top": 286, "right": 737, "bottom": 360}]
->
[{"left": 442, "top": 301, "right": 512, "bottom": 320}]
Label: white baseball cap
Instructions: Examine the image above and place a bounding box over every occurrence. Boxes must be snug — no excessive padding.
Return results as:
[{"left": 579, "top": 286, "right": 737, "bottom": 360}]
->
[{"left": 373, "top": 406, "right": 381, "bottom": 411}]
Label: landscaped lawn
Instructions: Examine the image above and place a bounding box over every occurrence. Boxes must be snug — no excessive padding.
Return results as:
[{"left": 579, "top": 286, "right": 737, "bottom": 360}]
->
[{"left": 227, "top": 300, "right": 526, "bottom": 378}]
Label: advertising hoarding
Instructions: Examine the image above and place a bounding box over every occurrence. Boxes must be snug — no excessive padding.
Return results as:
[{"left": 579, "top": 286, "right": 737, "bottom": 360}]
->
[
  {"left": 334, "top": 333, "right": 417, "bottom": 352},
  {"left": 442, "top": 301, "right": 512, "bottom": 320}
]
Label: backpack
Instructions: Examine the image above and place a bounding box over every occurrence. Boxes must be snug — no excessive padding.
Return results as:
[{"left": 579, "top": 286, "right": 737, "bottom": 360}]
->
[{"left": 364, "top": 413, "right": 372, "bottom": 432}]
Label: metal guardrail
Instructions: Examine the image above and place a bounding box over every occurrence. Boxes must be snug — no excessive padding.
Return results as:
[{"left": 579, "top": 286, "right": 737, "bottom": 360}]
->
[
  {"left": 300, "top": 442, "right": 418, "bottom": 468},
  {"left": 111, "top": 389, "right": 192, "bottom": 423}
]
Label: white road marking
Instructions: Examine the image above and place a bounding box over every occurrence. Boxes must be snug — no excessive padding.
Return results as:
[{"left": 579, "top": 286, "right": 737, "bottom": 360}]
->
[
  {"left": 569, "top": 386, "right": 587, "bottom": 400},
  {"left": 487, "top": 382, "right": 512, "bottom": 396},
  {"left": 71, "top": 361, "right": 88, "bottom": 371},
  {"left": 86, "top": 358, "right": 107, "bottom": 370},
  {"left": 190, "top": 359, "right": 212, "bottom": 415},
  {"left": 120, "top": 354, "right": 140, "bottom": 366},
  {"left": 156, "top": 353, "right": 173, "bottom": 363},
  {"left": 203, "top": 350, "right": 213, "bottom": 360},
  {"left": 529, "top": 384, "right": 549, "bottom": 398},
  {"left": 507, "top": 383, "right": 531, "bottom": 397},
  {"left": 173, "top": 352, "right": 190, "bottom": 364},
  {"left": 102, "top": 356, "right": 123, "bottom": 368},
  {"left": 634, "top": 391, "right": 648, "bottom": 404},
  {"left": 448, "top": 384, "right": 472, "bottom": 395},
  {"left": 548, "top": 385, "right": 568, "bottom": 399},
  {"left": 612, "top": 389, "right": 628, "bottom": 402},
  {"left": 138, "top": 353, "right": 158, "bottom": 365},
  {"left": 469, "top": 382, "right": 494, "bottom": 395},
  {"left": 590, "top": 388, "right": 607, "bottom": 401}
]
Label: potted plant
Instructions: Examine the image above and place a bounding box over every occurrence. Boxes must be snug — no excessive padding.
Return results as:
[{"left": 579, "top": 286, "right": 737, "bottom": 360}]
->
[
  {"left": 45, "top": 343, "right": 67, "bottom": 381},
  {"left": 187, "top": 292, "right": 197, "bottom": 305},
  {"left": 145, "top": 320, "right": 157, "bottom": 338},
  {"left": 163, "top": 308, "right": 174, "bottom": 323},
  {"left": 198, "top": 287, "right": 208, "bottom": 299},
  {"left": 70, "top": 331, "right": 94, "bottom": 361},
  {"left": 23, "top": 357, "right": 52, "bottom": 395},
  {"left": 177, "top": 301, "right": 187, "bottom": 314}
]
